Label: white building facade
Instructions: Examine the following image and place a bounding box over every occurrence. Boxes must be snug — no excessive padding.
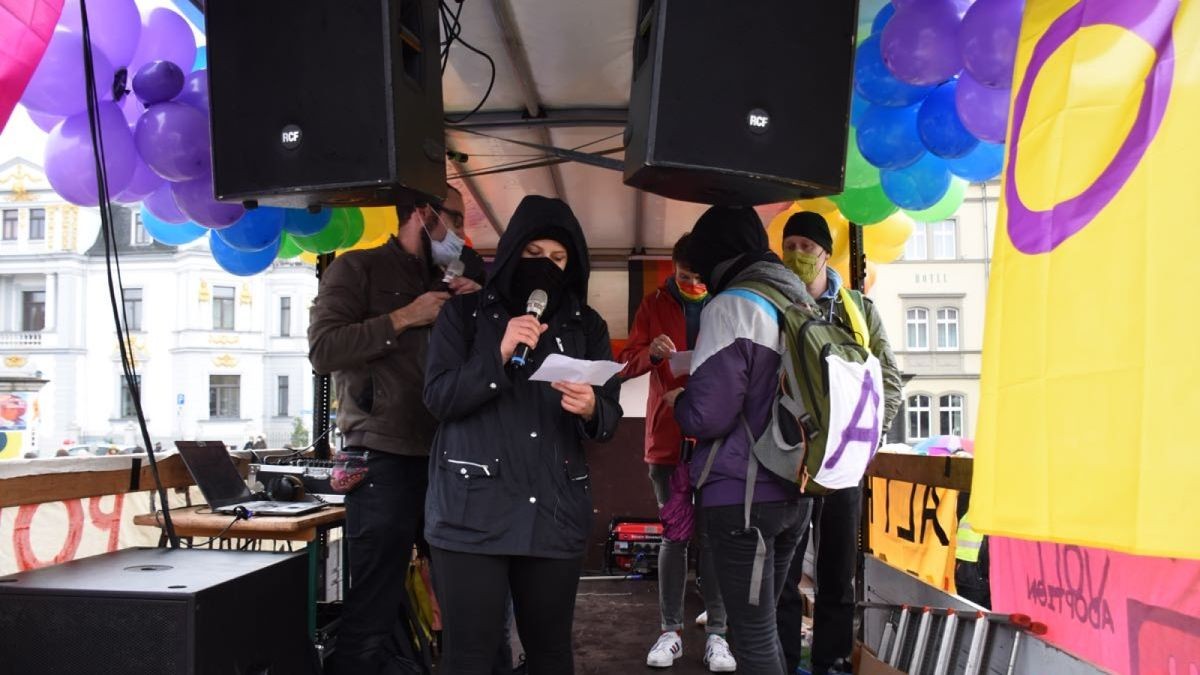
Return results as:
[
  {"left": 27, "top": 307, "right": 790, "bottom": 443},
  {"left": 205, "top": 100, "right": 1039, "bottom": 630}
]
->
[{"left": 0, "top": 158, "right": 318, "bottom": 456}]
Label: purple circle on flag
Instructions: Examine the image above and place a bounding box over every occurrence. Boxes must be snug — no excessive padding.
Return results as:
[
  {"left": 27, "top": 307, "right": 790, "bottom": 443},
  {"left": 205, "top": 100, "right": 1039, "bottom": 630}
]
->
[{"left": 1005, "top": 0, "right": 1177, "bottom": 255}]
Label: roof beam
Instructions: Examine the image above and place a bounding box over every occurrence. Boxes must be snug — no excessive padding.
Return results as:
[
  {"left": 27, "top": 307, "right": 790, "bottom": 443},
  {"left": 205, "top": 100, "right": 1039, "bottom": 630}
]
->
[
  {"left": 488, "top": 0, "right": 565, "bottom": 199},
  {"left": 445, "top": 107, "right": 628, "bottom": 130}
]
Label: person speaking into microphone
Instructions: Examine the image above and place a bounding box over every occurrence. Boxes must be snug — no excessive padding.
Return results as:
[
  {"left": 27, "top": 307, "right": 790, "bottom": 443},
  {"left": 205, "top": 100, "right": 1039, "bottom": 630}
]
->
[{"left": 423, "top": 195, "right": 623, "bottom": 674}]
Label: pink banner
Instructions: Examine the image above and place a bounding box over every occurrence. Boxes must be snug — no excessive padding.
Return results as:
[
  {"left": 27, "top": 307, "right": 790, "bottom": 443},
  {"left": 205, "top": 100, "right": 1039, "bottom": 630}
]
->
[{"left": 990, "top": 536, "right": 1200, "bottom": 674}]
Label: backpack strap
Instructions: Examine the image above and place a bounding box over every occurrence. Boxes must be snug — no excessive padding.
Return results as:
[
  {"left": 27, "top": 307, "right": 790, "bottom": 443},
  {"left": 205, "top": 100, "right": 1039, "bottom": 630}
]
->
[
  {"left": 739, "top": 414, "right": 768, "bottom": 607},
  {"left": 837, "top": 287, "right": 870, "bottom": 348}
]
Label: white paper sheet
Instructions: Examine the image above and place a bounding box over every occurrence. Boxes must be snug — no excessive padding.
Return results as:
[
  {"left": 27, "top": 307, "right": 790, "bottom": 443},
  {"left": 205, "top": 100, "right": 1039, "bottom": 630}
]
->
[
  {"left": 668, "top": 350, "right": 693, "bottom": 377},
  {"left": 528, "top": 354, "right": 623, "bottom": 386}
]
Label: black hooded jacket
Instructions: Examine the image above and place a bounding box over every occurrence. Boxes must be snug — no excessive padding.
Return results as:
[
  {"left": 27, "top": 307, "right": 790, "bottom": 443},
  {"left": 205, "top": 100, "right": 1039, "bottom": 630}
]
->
[{"left": 423, "top": 196, "right": 623, "bottom": 558}]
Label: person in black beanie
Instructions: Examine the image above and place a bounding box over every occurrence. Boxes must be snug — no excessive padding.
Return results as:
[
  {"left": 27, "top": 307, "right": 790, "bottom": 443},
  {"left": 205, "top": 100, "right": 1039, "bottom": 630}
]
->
[
  {"left": 666, "top": 206, "right": 815, "bottom": 674},
  {"left": 775, "top": 210, "right": 902, "bottom": 675}
]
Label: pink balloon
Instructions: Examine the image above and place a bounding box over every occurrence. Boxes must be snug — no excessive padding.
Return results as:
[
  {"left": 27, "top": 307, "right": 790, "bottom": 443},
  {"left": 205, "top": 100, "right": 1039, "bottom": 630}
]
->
[
  {"left": 58, "top": 0, "right": 142, "bottom": 68},
  {"left": 127, "top": 9, "right": 197, "bottom": 78},
  {"left": 22, "top": 29, "right": 116, "bottom": 117},
  {"left": 43, "top": 102, "right": 137, "bottom": 206},
  {"left": 171, "top": 171, "right": 244, "bottom": 229}
]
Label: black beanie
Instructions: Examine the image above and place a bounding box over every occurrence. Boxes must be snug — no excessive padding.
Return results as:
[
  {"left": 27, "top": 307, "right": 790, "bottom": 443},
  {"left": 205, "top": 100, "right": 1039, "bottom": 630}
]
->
[
  {"left": 687, "top": 206, "right": 768, "bottom": 288},
  {"left": 782, "top": 211, "right": 833, "bottom": 254}
]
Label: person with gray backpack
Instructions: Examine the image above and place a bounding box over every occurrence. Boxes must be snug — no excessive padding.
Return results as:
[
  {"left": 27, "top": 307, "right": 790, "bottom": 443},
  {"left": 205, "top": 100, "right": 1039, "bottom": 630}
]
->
[{"left": 776, "top": 211, "right": 902, "bottom": 675}]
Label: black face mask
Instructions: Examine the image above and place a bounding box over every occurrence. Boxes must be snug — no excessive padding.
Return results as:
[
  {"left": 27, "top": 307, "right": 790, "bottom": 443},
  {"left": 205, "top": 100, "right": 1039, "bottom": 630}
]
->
[{"left": 510, "top": 256, "right": 567, "bottom": 314}]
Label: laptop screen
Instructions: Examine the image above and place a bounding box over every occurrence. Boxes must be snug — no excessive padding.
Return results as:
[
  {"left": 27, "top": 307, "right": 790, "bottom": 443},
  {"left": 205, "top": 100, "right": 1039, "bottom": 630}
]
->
[{"left": 176, "top": 441, "right": 253, "bottom": 508}]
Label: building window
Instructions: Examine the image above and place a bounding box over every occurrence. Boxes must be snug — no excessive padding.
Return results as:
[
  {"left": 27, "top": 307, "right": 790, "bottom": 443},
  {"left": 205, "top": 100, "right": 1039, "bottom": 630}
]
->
[
  {"left": 132, "top": 212, "right": 152, "bottom": 246},
  {"left": 21, "top": 290, "right": 45, "bottom": 331},
  {"left": 931, "top": 219, "right": 957, "bottom": 260},
  {"left": 936, "top": 307, "right": 959, "bottom": 350},
  {"left": 122, "top": 288, "right": 143, "bottom": 331},
  {"left": 904, "top": 222, "right": 928, "bottom": 261},
  {"left": 2, "top": 210, "right": 17, "bottom": 240},
  {"left": 280, "top": 297, "right": 292, "bottom": 337},
  {"left": 906, "top": 307, "right": 929, "bottom": 350},
  {"left": 120, "top": 375, "right": 141, "bottom": 418},
  {"left": 29, "top": 209, "right": 45, "bottom": 241},
  {"left": 939, "top": 394, "right": 965, "bottom": 436},
  {"left": 907, "top": 394, "right": 932, "bottom": 441},
  {"left": 209, "top": 375, "right": 241, "bottom": 418},
  {"left": 213, "top": 285, "right": 235, "bottom": 330},
  {"left": 277, "top": 375, "right": 289, "bottom": 416}
]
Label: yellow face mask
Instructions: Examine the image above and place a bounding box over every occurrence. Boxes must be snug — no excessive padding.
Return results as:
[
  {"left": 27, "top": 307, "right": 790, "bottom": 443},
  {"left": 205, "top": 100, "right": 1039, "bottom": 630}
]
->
[{"left": 784, "top": 250, "right": 822, "bottom": 284}]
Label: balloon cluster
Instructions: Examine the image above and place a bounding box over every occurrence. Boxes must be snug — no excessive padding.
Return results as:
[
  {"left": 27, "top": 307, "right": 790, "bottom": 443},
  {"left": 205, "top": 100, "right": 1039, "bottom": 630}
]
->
[
  {"left": 833, "top": 0, "right": 1022, "bottom": 226},
  {"left": 21, "top": 0, "right": 395, "bottom": 276}
]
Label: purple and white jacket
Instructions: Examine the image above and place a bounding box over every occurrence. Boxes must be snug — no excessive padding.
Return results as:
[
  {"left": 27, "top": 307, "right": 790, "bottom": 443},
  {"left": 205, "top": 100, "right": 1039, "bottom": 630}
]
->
[{"left": 675, "top": 261, "right": 814, "bottom": 508}]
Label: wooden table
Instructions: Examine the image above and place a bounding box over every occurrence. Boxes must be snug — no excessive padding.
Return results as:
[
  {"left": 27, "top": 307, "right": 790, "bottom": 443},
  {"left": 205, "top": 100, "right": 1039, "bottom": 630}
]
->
[{"left": 135, "top": 504, "right": 346, "bottom": 637}]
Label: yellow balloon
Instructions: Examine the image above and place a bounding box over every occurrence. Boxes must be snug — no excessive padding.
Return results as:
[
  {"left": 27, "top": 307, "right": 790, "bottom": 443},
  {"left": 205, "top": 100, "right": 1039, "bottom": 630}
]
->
[
  {"left": 863, "top": 212, "right": 915, "bottom": 262},
  {"left": 342, "top": 232, "right": 390, "bottom": 253},
  {"left": 298, "top": 251, "right": 319, "bottom": 265},
  {"left": 770, "top": 204, "right": 851, "bottom": 259},
  {"left": 827, "top": 209, "right": 851, "bottom": 263},
  {"left": 828, "top": 258, "right": 878, "bottom": 293},
  {"left": 361, "top": 207, "right": 398, "bottom": 243},
  {"left": 795, "top": 197, "right": 839, "bottom": 215},
  {"left": 866, "top": 240, "right": 907, "bottom": 264}
]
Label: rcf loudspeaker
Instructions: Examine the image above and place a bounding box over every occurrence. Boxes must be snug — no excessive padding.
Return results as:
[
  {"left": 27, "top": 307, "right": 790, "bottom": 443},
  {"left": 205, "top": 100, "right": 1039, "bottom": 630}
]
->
[
  {"left": 205, "top": 0, "right": 446, "bottom": 208},
  {"left": 0, "top": 548, "right": 316, "bottom": 675},
  {"left": 623, "top": 0, "right": 859, "bottom": 205}
]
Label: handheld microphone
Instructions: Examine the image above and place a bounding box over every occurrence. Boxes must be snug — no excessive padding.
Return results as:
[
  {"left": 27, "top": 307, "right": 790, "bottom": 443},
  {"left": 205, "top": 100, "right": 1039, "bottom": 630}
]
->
[
  {"left": 440, "top": 259, "right": 466, "bottom": 288},
  {"left": 511, "top": 289, "right": 549, "bottom": 367}
]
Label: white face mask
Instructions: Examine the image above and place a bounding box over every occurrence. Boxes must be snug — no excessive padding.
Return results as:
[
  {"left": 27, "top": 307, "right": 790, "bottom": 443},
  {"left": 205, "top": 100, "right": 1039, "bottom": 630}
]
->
[{"left": 430, "top": 226, "right": 465, "bottom": 267}]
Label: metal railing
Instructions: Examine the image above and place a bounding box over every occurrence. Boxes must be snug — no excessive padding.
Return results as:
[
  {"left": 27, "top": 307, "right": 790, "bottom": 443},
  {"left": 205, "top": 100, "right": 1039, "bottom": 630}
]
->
[{"left": 0, "top": 332, "right": 42, "bottom": 347}]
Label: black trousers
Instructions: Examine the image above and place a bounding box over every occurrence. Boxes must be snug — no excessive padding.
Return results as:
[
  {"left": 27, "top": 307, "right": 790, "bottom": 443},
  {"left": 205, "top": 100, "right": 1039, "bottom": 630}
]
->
[
  {"left": 431, "top": 547, "right": 582, "bottom": 675},
  {"left": 705, "top": 499, "right": 810, "bottom": 675},
  {"left": 325, "top": 451, "right": 429, "bottom": 675},
  {"left": 777, "top": 487, "right": 862, "bottom": 675}
]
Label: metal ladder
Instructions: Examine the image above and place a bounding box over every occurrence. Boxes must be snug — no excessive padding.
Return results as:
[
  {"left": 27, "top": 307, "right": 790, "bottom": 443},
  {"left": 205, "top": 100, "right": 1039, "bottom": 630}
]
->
[{"left": 861, "top": 602, "right": 1046, "bottom": 675}]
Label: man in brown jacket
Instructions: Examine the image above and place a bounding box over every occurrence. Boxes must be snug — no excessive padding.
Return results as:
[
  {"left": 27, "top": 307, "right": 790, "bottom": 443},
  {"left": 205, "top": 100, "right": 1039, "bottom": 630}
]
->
[{"left": 310, "top": 189, "right": 479, "bottom": 674}]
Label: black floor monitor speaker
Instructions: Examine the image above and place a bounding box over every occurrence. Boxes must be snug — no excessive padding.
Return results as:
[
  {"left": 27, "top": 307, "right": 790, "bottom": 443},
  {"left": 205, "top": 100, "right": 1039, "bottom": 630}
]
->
[
  {"left": 623, "top": 0, "right": 859, "bottom": 205},
  {"left": 206, "top": 0, "right": 446, "bottom": 208},
  {"left": 0, "top": 548, "right": 315, "bottom": 675}
]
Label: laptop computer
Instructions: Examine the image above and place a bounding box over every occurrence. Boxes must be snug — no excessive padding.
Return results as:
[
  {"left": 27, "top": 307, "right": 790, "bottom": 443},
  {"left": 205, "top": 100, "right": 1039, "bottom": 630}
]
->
[{"left": 176, "top": 441, "right": 325, "bottom": 517}]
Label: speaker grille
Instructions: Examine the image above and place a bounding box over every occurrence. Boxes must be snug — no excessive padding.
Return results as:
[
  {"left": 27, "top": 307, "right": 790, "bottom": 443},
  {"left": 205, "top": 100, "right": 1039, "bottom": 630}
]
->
[{"left": 0, "top": 594, "right": 187, "bottom": 675}]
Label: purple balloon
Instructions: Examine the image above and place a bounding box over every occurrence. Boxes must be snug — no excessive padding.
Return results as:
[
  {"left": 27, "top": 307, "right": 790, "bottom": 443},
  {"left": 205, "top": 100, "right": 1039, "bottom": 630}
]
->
[
  {"left": 22, "top": 29, "right": 116, "bottom": 117},
  {"left": 58, "top": 0, "right": 142, "bottom": 68},
  {"left": 960, "top": 0, "right": 1023, "bottom": 88},
  {"left": 882, "top": 1, "right": 964, "bottom": 86},
  {"left": 955, "top": 71, "right": 1010, "bottom": 143},
  {"left": 127, "top": 9, "right": 197, "bottom": 81},
  {"left": 119, "top": 94, "right": 143, "bottom": 125},
  {"left": 26, "top": 109, "right": 64, "bottom": 133},
  {"left": 114, "top": 156, "right": 166, "bottom": 205},
  {"left": 144, "top": 181, "right": 189, "bottom": 224},
  {"left": 134, "top": 101, "right": 211, "bottom": 181},
  {"left": 177, "top": 70, "right": 208, "bottom": 112},
  {"left": 133, "top": 60, "right": 185, "bottom": 105},
  {"left": 172, "top": 171, "right": 244, "bottom": 229},
  {"left": 43, "top": 103, "right": 136, "bottom": 206}
]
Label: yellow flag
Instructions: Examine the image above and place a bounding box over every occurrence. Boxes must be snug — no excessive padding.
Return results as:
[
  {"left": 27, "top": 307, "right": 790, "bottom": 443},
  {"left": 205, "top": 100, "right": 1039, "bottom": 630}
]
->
[{"left": 975, "top": 0, "right": 1200, "bottom": 558}]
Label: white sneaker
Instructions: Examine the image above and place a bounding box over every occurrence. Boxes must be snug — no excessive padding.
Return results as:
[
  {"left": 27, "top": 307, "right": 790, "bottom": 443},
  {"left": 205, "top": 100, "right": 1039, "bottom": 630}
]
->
[
  {"left": 695, "top": 610, "right": 708, "bottom": 627},
  {"left": 646, "top": 631, "right": 683, "bottom": 668},
  {"left": 704, "top": 634, "right": 737, "bottom": 673}
]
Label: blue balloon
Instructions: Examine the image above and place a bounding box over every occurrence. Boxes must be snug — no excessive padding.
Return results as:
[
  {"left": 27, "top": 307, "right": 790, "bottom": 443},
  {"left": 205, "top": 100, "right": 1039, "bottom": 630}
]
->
[
  {"left": 210, "top": 230, "right": 281, "bottom": 276},
  {"left": 283, "top": 208, "right": 333, "bottom": 236},
  {"left": 850, "top": 93, "right": 869, "bottom": 127},
  {"left": 872, "top": 3, "right": 895, "bottom": 34},
  {"left": 857, "top": 103, "right": 925, "bottom": 170},
  {"left": 140, "top": 206, "right": 206, "bottom": 245},
  {"left": 854, "top": 34, "right": 935, "bottom": 107},
  {"left": 216, "top": 206, "right": 286, "bottom": 252},
  {"left": 881, "top": 153, "right": 952, "bottom": 210},
  {"left": 918, "top": 80, "right": 980, "bottom": 159},
  {"left": 946, "top": 141, "right": 1004, "bottom": 181}
]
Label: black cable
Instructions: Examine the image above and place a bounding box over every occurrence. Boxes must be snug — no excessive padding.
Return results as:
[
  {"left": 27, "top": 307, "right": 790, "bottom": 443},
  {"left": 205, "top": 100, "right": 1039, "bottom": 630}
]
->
[
  {"left": 264, "top": 424, "right": 335, "bottom": 464},
  {"left": 439, "top": 0, "right": 466, "bottom": 74},
  {"left": 440, "top": 0, "right": 496, "bottom": 124},
  {"left": 187, "top": 512, "right": 245, "bottom": 548},
  {"left": 79, "top": 0, "right": 178, "bottom": 548}
]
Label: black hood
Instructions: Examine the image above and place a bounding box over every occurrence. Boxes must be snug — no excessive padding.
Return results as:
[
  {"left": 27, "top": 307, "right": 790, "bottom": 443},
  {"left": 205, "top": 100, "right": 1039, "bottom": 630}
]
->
[{"left": 488, "top": 195, "right": 591, "bottom": 307}]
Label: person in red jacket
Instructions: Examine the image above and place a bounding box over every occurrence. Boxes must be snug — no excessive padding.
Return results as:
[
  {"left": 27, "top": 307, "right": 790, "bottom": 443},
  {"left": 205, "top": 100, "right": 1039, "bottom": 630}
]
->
[{"left": 619, "top": 234, "right": 735, "bottom": 673}]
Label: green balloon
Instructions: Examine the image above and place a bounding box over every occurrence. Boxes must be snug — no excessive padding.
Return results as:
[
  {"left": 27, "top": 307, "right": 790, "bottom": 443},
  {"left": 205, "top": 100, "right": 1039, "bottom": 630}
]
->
[
  {"left": 294, "top": 210, "right": 348, "bottom": 253},
  {"left": 832, "top": 183, "right": 897, "bottom": 225},
  {"left": 277, "top": 233, "right": 302, "bottom": 259},
  {"left": 845, "top": 128, "right": 880, "bottom": 189},
  {"left": 339, "top": 208, "right": 365, "bottom": 249},
  {"left": 904, "top": 178, "right": 967, "bottom": 222}
]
